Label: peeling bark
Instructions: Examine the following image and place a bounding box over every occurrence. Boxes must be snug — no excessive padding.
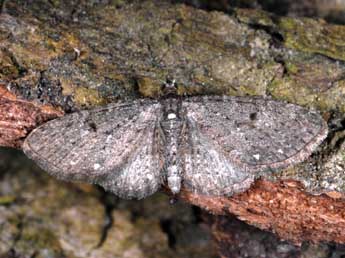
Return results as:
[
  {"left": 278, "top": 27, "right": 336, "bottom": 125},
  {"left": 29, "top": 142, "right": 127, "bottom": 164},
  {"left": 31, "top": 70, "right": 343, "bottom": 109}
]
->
[
  {"left": 181, "top": 179, "right": 345, "bottom": 244},
  {"left": 0, "top": 83, "right": 63, "bottom": 148}
]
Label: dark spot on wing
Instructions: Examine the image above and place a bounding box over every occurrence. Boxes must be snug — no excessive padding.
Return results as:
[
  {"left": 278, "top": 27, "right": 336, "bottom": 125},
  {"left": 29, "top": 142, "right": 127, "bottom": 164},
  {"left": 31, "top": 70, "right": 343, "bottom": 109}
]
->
[
  {"left": 249, "top": 112, "right": 257, "bottom": 121},
  {"left": 88, "top": 121, "right": 97, "bottom": 132}
]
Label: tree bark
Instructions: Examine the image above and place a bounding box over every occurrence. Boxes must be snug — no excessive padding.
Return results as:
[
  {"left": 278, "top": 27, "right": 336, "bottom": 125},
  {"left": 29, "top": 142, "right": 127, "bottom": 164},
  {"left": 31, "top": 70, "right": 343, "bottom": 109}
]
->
[{"left": 1, "top": 0, "right": 345, "bottom": 250}]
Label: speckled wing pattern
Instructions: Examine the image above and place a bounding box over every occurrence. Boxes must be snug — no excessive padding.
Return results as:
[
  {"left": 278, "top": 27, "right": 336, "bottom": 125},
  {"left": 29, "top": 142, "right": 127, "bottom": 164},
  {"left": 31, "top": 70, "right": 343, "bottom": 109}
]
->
[
  {"left": 23, "top": 100, "right": 163, "bottom": 199},
  {"left": 23, "top": 95, "right": 328, "bottom": 199},
  {"left": 181, "top": 96, "right": 327, "bottom": 195},
  {"left": 181, "top": 116, "right": 254, "bottom": 196}
]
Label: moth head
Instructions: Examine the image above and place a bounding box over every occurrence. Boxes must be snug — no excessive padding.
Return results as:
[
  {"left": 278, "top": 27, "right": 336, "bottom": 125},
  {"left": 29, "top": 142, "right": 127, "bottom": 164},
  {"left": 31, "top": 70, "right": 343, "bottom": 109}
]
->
[{"left": 161, "top": 78, "right": 177, "bottom": 97}]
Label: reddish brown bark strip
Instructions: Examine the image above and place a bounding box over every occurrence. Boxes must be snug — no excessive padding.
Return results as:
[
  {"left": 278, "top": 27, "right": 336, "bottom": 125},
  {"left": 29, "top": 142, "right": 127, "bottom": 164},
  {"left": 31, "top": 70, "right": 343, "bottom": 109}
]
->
[
  {"left": 181, "top": 179, "right": 345, "bottom": 244},
  {"left": 0, "top": 83, "right": 63, "bottom": 148}
]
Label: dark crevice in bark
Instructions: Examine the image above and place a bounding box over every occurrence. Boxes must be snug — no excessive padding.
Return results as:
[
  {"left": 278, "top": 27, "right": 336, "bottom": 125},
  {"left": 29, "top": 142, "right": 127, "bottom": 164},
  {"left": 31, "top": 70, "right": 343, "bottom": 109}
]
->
[
  {"left": 325, "top": 113, "right": 345, "bottom": 160},
  {"left": 160, "top": 218, "right": 177, "bottom": 249},
  {"left": 1, "top": 249, "right": 21, "bottom": 258},
  {"left": 249, "top": 23, "right": 285, "bottom": 45},
  {"left": 0, "top": 0, "right": 6, "bottom": 14},
  {"left": 95, "top": 189, "right": 118, "bottom": 249}
]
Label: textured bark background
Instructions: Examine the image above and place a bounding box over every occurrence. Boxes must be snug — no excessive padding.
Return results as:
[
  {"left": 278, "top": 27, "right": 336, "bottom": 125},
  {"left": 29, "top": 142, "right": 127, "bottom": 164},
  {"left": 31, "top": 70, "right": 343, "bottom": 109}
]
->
[{"left": 1, "top": 0, "right": 345, "bottom": 257}]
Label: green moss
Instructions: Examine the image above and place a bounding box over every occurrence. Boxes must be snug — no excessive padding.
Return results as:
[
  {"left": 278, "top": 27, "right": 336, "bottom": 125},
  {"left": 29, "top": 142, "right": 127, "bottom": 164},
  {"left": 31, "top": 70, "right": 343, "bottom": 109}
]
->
[
  {"left": 235, "top": 8, "right": 275, "bottom": 27},
  {"left": 17, "top": 226, "right": 63, "bottom": 254},
  {"left": 137, "top": 77, "right": 162, "bottom": 98},
  {"left": 22, "top": 227, "right": 55, "bottom": 247},
  {"left": 279, "top": 17, "right": 345, "bottom": 61},
  {"left": 74, "top": 87, "right": 106, "bottom": 107},
  {"left": 0, "top": 52, "right": 19, "bottom": 80},
  {"left": 268, "top": 76, "right": 345, "bottom": 113},
  {"left": 284, "top": 62, "right": 299, "bottom": 74},
  {"left": 0, "top": 195, "right": 16, "bottom": 205},
  {"left": 48, "top": 0, "right": 61, "bottom": 8}
]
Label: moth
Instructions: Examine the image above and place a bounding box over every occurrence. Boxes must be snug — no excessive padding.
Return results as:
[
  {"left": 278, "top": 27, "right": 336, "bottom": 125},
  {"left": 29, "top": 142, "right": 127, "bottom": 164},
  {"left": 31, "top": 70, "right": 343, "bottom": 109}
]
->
[{"left": 23, "top": 83, "right": 328, "bottom": 199}]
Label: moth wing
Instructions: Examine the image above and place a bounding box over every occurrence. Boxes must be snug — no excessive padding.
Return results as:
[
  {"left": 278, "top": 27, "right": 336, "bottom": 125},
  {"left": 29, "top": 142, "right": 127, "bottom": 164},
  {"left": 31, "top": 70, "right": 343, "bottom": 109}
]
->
[
  {"left": 98, "top": 121, "right": 165, "bottom": 199},
  {"left": 181, "top": 96, "right": 327, "bottom": 196},
  {"left": 181, "top": 118, "right": 254, "bottom": 196},
  {"left": 23, "top": 100, "right": 163, "bottom": 199},
  {"left": 183, "top": 96, "right": 327, "bottom": 173}
]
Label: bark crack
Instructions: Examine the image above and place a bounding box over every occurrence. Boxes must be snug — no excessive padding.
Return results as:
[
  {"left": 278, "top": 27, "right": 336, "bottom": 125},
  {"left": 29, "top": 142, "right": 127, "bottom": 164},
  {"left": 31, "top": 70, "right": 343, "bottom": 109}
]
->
[{"left": 95, "top": 189, "right": 117, "bottom": 249}]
